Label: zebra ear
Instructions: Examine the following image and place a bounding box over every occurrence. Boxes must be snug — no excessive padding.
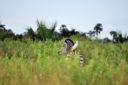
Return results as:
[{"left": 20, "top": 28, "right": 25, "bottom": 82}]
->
[{"left": 72, "top": 41, "right": 78, "bottom": 51}]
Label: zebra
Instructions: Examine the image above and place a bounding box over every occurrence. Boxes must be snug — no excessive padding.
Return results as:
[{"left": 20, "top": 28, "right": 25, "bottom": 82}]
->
[{"left": 58, "top": 39, "right": 84, "bottom": 68}]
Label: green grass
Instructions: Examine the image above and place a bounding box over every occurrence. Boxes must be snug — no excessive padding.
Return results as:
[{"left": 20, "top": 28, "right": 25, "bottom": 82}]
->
[{"left": 0, "top": 35, "right": 128, "bottom": 85}]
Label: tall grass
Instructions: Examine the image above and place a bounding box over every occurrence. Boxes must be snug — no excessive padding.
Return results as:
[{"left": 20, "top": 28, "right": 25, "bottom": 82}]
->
[{"left": 0, "top": 35, "right": 128, "bottom": 85}]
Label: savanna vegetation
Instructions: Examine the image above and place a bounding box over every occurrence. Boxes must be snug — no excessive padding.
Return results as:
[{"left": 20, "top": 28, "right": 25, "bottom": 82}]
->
[{"left": 0, "top": 20, "right": 128, "bottom": 85}]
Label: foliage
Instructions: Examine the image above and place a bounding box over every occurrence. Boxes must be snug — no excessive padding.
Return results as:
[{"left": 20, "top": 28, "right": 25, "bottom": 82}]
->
[
  {"left": 1, "top": 22, "right": 128, "bottom": 43},
  {"left": 0, "top": 35, "right": 128, "bottom": 85},
  {"left": 110, "top": 31, "right": 118, "bottom": 43},
  {"left": 0, "top": 23, "right": 14, "bottom": 40},
  {"left": 60, "top": 24, "right": 80, "bottom": 38},
  {"left": 25, "top": 27, "right": 36, "bottom": 40},
  {"left": 110, "top": 31, "right": 128, "bottom": 43},
  {"left": 94, "top": 23, "right": 103, "bottom": 39},
  {"left": 88, "top": 30, "right": 95, "bottom": 39}
]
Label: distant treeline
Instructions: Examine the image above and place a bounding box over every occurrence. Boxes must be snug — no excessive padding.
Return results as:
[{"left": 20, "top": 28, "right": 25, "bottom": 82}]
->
[
  {"left": 0, "top": 20, "right": 128, "bottom": 43},
  {"left": 0, "top": 20, "right": 86, "bottom": 41}
]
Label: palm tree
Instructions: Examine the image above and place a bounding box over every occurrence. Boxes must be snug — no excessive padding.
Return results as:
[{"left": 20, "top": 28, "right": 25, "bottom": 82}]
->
[
  {"left": 36, "top": 20, "right": 47, "bottom": 41},
  {"left": 94, "top": 23, "right": 103, "bottom": 39},
  {"left": 110, "top": 31, "right": 117, "bottom": 43},
  {"left": 48, "top": 22, "right": 57, "bottom": 39},
  {"left": 36, "top": 20, "right": 57, "bottom": 41}
]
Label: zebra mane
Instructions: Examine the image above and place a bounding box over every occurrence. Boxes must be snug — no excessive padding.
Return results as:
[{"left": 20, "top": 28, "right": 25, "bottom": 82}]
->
[{"left": 65, "top": 38, "right": 74, "bottom": 45}]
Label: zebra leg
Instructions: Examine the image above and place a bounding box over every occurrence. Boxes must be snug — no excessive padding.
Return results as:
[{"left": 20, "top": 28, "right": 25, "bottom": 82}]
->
[{"left": 80, "top": 55, "right": 84, "bottom": 68}]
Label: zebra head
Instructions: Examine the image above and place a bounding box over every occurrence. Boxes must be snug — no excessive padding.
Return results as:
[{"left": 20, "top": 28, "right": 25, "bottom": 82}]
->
[{"left": 58, "top": 39, "right": 78, "bottom": 55}]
